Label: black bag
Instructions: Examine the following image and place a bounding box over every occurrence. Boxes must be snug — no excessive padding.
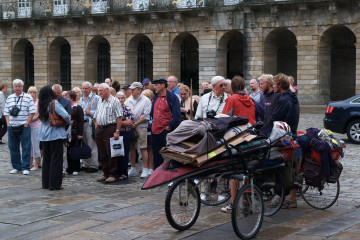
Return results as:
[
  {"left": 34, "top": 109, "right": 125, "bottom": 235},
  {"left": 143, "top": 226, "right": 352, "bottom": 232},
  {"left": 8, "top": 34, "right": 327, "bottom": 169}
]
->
[
  {"left": 69, "top": 140, "right": 92, "bottom": 160},
  {"left": 302, "top": 157, "right": 325, "bottom": 188},
  {"left": 11, "top": 125, "right": 24, "bottom": 135},
  {"left": 328, "top": 160, "right": 343, "bottom": 183},
  {"left": 91, "top": 120, "right": 96, "bottom": 140}
]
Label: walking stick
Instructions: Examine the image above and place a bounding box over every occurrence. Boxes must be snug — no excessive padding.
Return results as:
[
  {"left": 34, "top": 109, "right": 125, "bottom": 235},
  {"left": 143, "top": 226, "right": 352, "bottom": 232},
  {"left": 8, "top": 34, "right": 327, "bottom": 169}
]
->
[{"left": 190, "top": 79, "right": 193, "bottom": 120}]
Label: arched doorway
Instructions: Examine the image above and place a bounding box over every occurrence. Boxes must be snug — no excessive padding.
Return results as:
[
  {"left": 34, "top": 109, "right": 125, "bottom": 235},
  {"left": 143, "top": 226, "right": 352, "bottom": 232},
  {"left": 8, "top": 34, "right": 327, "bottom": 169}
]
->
[
  {"left": 13, "top": 39, "right": 34, "bottom": 91},
  {"left": 87, "top": 36, "right": 111, "bottom": 84},
  {"left": 218, "top": 30, "right": 244, "bottom": 79},
  {"left": 49, "top": 37, "right": 71, "bottom": 90},
  {"left": 320, "top": 26, "right": 356, "bottom": 101},
  {"left": 127, "top": 34, "right": 153, "bottom": 83},
  {"left": 171, "top": 33, "right": 199, "bottom": 94},
  {"left": 264, "top": 28, "right": 297, "bottom": 84}
]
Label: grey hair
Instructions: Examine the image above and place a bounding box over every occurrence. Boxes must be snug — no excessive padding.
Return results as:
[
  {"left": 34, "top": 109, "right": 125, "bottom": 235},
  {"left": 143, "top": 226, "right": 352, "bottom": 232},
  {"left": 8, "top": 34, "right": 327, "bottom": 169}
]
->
[
  {"left": 100, "top": 83, "right": 109, "bottom": 89},
  {"left": 52, "top": 84, "right": 62, "bottom": 91},
  {"left": 82, "top": 81, "right": 93, "bottom": 88},
  {"left": 13, "top": 79, "right": 24, "bottom": 86},
  {"left": 210, "top": 76, "right": 225, "bottom": 86},
  {"left": 168, "top": 75, "right": 178, "bottom": 83},
  {"left": 116, "top": 91, "right": 125, "bottom": 97}
]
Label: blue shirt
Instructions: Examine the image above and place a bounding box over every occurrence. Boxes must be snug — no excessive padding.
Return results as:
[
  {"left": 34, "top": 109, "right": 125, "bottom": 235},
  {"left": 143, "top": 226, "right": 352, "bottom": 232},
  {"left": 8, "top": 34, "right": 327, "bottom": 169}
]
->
[
  {"left": 38, "top": 100, "right": 72, "bottom": 141},
  {"left": 172, "top": 87, "right": 181, "bottom": 99},
  {"left": 79, "top": 93, "right": 100, "bottom": 125},
  {"left": 58, "top": 96, "right": 72, "bottom": 115}
]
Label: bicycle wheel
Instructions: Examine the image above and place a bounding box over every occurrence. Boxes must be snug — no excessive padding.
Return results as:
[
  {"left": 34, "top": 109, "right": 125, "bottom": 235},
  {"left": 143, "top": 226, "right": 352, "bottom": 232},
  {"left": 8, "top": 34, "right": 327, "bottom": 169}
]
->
[
  {"left": 302, "top": 179, "right": 340, "bottom": 210},
  {"left": 261, "top": 171, "right": 285, "bottom": 217},
  {"left": 199, "top": 178, "right": 231, "bottom": 206},
  {"left": 165, "top": 179, "right": 201, "bottom": 231},
  {"left": 232, "top": 184, "right": 264, "bottom": 239}
]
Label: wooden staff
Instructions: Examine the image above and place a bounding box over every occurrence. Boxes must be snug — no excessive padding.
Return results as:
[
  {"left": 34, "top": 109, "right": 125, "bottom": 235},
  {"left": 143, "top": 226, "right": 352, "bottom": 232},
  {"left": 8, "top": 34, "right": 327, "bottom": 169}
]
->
[{"left": 190, "top": 79, "right": 193, "bottom": 120}]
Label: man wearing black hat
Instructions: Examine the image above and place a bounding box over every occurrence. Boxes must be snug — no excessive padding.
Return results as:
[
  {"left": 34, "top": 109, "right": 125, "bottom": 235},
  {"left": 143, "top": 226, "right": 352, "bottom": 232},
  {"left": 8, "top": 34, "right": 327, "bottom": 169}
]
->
[
  {"left": 122, "top": 84, "right": 132, "bottom": 102},
  {"left": 150, "top": 78, "right": 182, "bottom": 169}
]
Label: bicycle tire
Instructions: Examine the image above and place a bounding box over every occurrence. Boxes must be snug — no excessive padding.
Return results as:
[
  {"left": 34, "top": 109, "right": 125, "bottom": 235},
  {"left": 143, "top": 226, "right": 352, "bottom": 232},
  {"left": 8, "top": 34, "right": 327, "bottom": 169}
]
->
[
  {"left": 232, "top": 184, "right": 264, "bottom": 239},
  {"left": 261, "top": 171, "right": 285, "bottom": 217},
  {"left": 165, "top": 179, "right": 201, "bottom": 231}
]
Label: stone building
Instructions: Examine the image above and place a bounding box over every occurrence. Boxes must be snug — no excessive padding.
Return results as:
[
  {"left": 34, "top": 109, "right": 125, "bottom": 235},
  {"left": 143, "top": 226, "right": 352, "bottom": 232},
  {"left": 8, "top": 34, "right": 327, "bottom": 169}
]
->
[{"left": 0, "top": 0, "right": 358, "bottom": 104}]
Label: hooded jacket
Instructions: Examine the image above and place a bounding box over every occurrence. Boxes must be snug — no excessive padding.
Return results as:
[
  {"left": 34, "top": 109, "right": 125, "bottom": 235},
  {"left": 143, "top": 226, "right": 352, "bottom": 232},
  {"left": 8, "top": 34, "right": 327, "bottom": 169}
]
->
[
  {"left": 262, "top": 90, "right": 280, "bottom": 124},
  {"left": 271, "top": 89, "right": 299, "bottom": 135},
  {"left": 222, "top": 91, "right": 256, "bottom": 124}
]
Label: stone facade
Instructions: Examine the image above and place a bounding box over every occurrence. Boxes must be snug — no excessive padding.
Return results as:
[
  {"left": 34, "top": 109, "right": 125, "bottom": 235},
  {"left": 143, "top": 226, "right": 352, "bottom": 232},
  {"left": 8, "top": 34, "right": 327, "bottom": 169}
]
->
[{"left": 0, "top": 0, "right": 359, "bottom": 104}]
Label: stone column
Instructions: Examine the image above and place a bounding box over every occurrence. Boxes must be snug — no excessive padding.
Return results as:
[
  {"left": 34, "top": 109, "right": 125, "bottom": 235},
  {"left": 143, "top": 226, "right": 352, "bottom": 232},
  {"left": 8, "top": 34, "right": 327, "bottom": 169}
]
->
[
  {"left": 109, "top": 33, "right": 126, "bottom": 84},
  {"left": 69, "top": 35, "right": 86, "bottom": 88},
  {"left": 33, "top": 37, "right": 48, "bottom": 88},
  {"left": 152, "top": 32, "right": 170, "bottom": 80},
  {"left": 0, "top": 38, "right": 12, "bottom": 89},
  {"left": 198, "top": 30, "right": 217, "bottom": 89}
]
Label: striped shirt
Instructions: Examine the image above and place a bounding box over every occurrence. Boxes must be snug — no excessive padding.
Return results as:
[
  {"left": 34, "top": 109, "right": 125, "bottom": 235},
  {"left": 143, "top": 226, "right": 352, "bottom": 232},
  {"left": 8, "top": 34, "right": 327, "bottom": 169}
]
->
[
  {"left": 94, "top": 95, "right": 122, "bottom": 126},
  {"left": 125, "top": 95, "right": 151, "bottom": 128},
  {"left": 79, "top": 92, "right": 101, "bottom": 125},
  {"left": 4, "top": 92, "right": 35, "bottom": 126}
]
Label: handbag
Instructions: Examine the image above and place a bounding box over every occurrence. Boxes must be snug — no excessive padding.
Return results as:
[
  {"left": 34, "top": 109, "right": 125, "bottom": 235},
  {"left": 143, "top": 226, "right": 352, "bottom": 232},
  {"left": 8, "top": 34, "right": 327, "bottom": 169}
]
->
[
  {"left": 69, "top": 140, "right": 92, "bottom": 160},
  {"left": 91, "top": 120, "right": 96, "bottom": 140},
  {"left": 110, "top": 136, "right": 124, "bottom": 158},
  {"left": 49, "top": 100, "right": 67, "bottom": 127}
]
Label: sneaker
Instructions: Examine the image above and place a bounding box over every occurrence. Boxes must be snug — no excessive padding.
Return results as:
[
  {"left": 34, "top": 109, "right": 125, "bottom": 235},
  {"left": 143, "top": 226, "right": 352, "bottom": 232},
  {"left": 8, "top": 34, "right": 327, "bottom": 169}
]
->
[
  {"left": 22, "top": 170, "right": 30, "bottom": 175},
  {"left": 97, "top": 176, "right": 107, "bottom": 182},
  {"left": 200, "top": 193, "right": 207, "bottom": 201},
  {"left": 30, "top": 167, "right": 38, "bottom": 171},
  {"left": 282, "top": 200, "right": 297, "bottom": 209},
  {"left": 147, "top": 168, "right": 153, "bottom": 175},
  {"left": 9, "top": 169, "right": 18, "bottom": 174},
  {"left": 128, "top": 167, "right": 137, "bottom": 177},
  {"left": 105, "top": 176, "right": 116, "bottom": 183},
  {"left": 140, "top": 168, "right": 149, "bottom": 178},
  {"left": 221, "top": 204, "right": 233, "bottom": 213},
  {"left": 269, "top": 196, "right": 281, "bottom": 208},
  {"left": 73, "top": 171, "right": 79, "bottom": 176}
]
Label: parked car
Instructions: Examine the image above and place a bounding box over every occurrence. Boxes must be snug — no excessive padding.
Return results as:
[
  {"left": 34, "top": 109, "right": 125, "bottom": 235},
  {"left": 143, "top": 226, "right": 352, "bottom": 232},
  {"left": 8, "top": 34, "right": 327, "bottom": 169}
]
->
[{"left": 324, "top": 94, "right": 360, "bottom": 144}]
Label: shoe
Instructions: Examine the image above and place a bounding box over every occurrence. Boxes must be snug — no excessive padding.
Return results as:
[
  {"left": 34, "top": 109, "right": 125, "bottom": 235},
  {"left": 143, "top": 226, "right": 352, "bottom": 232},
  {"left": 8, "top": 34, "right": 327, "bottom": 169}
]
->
[
  {"left": 0, "top": 140, "right": 5, "bottom": 144},
  {"left": 22, "top": 170, "right": 30, "bottom": 175},
  {"left": 30, "top": 167, "right": 38, "bottom": 171},
  {"left": 147, "top": 168, "right": 153, "bottom": 175},
  {"left": 105, "top": 177, "right": 116, "bottom": 183},
  {"left": 128, "top": 167, "right": 137, "bottom": 177},
  {"left": 80, "top": 167, "right": 88, "bottom": 172},
  {"left": 73, "top": 171, "right": 79, "bottom": 176},
  {"left": 261, "top": 182, "right": 276, "bottom": 188},
  {"left": 119, "top": 175, "right": 128, "bottom": 180},
  {"left": 86, "top": 168, "right": 98, "bottom": 173},
  {"left": 9, "top": 169, "right": 18, "bottom": 174},
  {"left": 200, "top": 193, "right": 207, "bottom": 201},
  {"left": 140, "top": 168, "right": 149, "bottom": 178},
  {"left": 282, "top": 200, "right": 297, "bottom": 209},
  {"left": 289, "top": 200, "right": 297, "bottom": 208},
  {"left": 97, "top": 176, "right": 107, "bottom": 182},
  {"left": 269, "top": 196, "right": 281, "bottom": 208},
  {"left": 221, "top": 204, "right": 233, "bottom": 213}
]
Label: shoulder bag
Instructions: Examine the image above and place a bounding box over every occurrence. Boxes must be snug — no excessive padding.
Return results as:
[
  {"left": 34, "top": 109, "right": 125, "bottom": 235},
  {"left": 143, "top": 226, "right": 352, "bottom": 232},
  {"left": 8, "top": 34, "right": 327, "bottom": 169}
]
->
[{"left": 49, "top": 100, "right": 67, "bottom": 127}]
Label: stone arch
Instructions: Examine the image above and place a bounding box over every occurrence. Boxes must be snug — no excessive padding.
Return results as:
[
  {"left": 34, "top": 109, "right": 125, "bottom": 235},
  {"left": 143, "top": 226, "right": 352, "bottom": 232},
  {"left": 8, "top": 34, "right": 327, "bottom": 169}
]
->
[
  {"left": 218, "top": 30, "right": 244, "bottom": 79},
  {"left": 320, "top": 25, "right": 356, "bottom": 101},
  {"left": 87, "top": 36, "right": 111, "bottom": 84},
  {"left": 12, "top": 39, "right": 34, "bottom": 91},
  {"left": 171, "top": 32, "right": 199, "bottom": 94},
  {"left": 126, "top": 34, "right": 153, "bottom": 83},
  {"left": 264, "top": 28, "right": 297, "bottom": 83},
  {"left": 49, "top": 37, "right": 71, "bottom": 90}
]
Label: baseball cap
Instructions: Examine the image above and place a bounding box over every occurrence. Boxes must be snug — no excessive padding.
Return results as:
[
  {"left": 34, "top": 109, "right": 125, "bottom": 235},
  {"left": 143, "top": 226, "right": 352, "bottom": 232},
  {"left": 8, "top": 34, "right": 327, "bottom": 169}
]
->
[
  {"left": 122, "top": 84, "right": 130, "bottom": 89},
  {"left": 142, "top": 78, "right": 151, "bottom": 84},
  {"left": 129, "top": 82, "right": 143, "bottom": 89}
]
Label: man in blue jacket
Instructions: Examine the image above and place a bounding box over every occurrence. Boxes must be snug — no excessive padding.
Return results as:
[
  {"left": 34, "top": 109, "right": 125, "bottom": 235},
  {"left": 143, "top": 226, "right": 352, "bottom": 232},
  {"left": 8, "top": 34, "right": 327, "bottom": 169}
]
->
[{"left": 151, "top": 78, "right": 182, "bottom": 169}]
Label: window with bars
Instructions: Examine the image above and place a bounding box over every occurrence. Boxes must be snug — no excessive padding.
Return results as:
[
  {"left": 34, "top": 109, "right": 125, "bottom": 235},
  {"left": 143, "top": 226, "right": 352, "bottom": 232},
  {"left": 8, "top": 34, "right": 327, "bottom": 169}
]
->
[
  {"left": 137, "top": 42, "right": 146, "bottom": 82},
  {"left": 24, "top": 42, "right": 34, "bottom": 91},
  {"left": 60, "top": 43, "right": 71, "bottom": 89},
  {"left": 97, "top": 42, "right": 110, "bottom": 83}
]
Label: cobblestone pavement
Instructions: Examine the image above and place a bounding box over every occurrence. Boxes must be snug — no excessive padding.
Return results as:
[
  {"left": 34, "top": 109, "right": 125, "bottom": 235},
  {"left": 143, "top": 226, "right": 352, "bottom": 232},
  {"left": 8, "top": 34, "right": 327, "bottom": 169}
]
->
[{"left": 0, "top": 113, "right": 359, "bottom": 240}]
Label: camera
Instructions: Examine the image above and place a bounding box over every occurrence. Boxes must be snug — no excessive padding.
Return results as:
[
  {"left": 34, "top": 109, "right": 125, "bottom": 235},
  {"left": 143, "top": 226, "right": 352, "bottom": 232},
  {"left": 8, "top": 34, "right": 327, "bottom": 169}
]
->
[
  {"left": 9, "top": 105, "right": 21, "bottom": 117},
  {"left": 206, "top": 110, "right": 217, "bottom": 119}
]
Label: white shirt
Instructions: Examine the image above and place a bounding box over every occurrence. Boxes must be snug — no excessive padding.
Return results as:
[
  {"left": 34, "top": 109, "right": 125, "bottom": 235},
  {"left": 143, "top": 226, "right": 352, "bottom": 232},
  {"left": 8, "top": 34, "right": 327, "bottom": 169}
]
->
[
  {"left": 4, "top": 92, "right": 35, "bottom": 126},
  {"left": 195, "top": 91, "right": 228, "bottom": 119},
  {"left": 125, "top": 94, "right": 151, "bottom": 129},
  {"left": 94, "top": 95, "right": 123, "bottom": 126}
]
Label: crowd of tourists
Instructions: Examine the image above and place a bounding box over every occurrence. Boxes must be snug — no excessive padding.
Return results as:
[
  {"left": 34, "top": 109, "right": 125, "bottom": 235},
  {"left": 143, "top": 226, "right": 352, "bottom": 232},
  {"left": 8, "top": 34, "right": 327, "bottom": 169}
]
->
[{"left": 0, "top": 74, "right": 299, "bottom": 205}]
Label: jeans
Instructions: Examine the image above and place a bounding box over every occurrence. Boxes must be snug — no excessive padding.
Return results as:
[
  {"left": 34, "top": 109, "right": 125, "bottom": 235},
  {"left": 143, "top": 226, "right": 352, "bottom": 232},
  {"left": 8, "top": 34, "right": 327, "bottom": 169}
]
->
[
  {"left": 7, "top": 126, "right": 31, "bottom": 171},
  {"left": 151, "top": 130, "right": 168, "bottom": 170}
]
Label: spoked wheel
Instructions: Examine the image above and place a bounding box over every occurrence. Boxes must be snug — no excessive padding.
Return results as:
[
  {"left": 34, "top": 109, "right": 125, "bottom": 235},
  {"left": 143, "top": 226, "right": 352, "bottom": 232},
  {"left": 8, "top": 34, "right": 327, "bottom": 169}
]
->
[
  {"left": 261, "top": 171, "right": 285, "bottom": 217},
  {"left": 199, "top": 178, "right": 231, "bottom": 206},
  {"left": 232, "top": 184, "right": 264, "bottom": 239},
  {"left": 301, "top": 178, "right": 340, "bottom": 210},
  {"left": 165, "top": 179, "right": 201, "bottom": 231}
]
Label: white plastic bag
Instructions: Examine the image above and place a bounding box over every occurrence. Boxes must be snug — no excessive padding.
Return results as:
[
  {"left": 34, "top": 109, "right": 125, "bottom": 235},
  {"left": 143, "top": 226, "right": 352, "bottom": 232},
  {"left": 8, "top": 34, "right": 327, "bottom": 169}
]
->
[{"left": 110, "top": 137, "right": 124, "bottom": 157}]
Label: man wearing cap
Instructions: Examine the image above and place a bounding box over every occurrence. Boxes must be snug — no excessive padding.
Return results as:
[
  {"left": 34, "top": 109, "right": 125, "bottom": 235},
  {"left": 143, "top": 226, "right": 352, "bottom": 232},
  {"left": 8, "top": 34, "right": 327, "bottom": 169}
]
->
[
  {"left": 94, "top": 83, "right": 123, "bottom": 183},
  {"left": 167, "top": 76, "right": 181, "bottom": 99},
  {"left": 122, "top": 84, "right": 132, "bottom": 102},
  {"left": 125, "top": 82, "right": 152, "bottom": 178},
  {"left": 151, "top": 78, "right": 182, "bottom": 169},
  {"left": 79, "top": 81, "right": 101, "bottom": 173},
  {"left": 142, "top": 78, "right": 151, "bottom": 90},
  {"left": 195, "top": 76, "right": 228, "bottom": 119}
]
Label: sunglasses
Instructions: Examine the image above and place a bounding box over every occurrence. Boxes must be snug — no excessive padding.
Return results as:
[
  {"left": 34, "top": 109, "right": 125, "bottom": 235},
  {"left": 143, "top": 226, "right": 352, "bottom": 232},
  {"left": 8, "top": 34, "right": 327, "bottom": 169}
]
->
[{"left": 219, "top": 83, "right": 227, "bottom": 87}]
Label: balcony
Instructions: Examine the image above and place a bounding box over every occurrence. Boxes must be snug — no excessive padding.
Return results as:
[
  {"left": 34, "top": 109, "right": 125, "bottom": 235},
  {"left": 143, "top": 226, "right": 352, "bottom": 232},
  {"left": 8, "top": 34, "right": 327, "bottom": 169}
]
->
[{"left": 0, "top": 0, "right": 319, "bottom": 20}]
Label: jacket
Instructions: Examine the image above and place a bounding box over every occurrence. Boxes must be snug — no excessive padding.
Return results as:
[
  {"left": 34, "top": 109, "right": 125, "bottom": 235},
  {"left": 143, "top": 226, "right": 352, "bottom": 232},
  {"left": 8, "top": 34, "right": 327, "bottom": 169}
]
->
[
  {"left": 222, "top": 91, "right": 256, "bottom": 124},
  {"left": 151, "top": 90, "right": 182, "bottom": 130}
]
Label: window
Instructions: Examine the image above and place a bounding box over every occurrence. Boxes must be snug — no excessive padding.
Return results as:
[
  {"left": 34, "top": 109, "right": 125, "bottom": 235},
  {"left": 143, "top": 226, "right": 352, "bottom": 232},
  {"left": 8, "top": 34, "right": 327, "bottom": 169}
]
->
[
  {"left": 53, "top": 0, "right": 68, "bottom": 16},
  {"left": 60, "top": 43, "right": 71, "bottom": 89},
  {"left": 97, "top": 42, "right": 110, "bottom": 83},
  {"left": 137, "top": 42, "right": 146, "bottom": 82},
  {"left": 24, "top": 42, "right": 34, "bottom": 91},
  {"left": 18, "top": 0, "right": 31, "bottom": 18}
]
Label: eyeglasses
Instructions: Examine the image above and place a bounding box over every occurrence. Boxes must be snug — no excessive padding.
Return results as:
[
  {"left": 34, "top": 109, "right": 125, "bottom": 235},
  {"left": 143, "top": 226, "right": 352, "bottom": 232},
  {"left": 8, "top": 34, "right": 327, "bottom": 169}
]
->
[{"left": 219, "top": 83, "right": 226, "bottom": 87}]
